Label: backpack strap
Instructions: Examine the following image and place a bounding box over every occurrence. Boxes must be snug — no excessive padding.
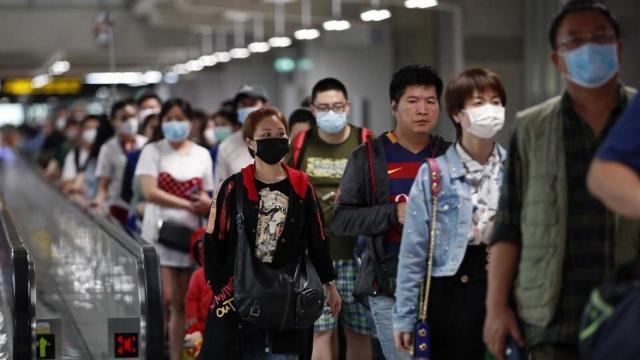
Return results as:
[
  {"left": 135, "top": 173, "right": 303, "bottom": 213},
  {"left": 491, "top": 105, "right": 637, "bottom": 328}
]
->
[
  {"left": 291, "top": 130, "right": 308, "bottom": 169},
  {"left": 366, "top": 138, "right": 377, "bottom": 200},
  {"left": 358, "top": 127, "right": 374, "bottom": 145}
]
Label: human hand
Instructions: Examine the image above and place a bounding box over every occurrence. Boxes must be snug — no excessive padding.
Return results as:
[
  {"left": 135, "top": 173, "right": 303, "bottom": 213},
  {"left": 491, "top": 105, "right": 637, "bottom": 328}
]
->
[
  {"left": 324, "top": 283, "right": 342, "bottom": 316},
  {"left": 396, "top": 202, "right": 407, "bottom": 224},
  {"left": 393, "top": 331, "right": 414, "bottom": 353},
  {"left": 483, "top": 305, "right": 524, "bottom": 360},
  {"left": 190, "top": 191, "right": 212, "bottom": 215}
]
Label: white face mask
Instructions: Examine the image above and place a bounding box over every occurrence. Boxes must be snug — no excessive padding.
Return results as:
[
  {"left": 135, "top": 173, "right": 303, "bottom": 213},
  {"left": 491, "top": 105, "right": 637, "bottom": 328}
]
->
[
  {"left": 120, "top": 117, "right": 139, "bottom": 136},
  {"left": 204, "top": 128, "right": 217, "bottom": 146},
  {"left": 82, "top": 128, "right": 97, "bottom": 145},
  {"left": 463, "top": 104, "right": 505, "bottom": 139}
]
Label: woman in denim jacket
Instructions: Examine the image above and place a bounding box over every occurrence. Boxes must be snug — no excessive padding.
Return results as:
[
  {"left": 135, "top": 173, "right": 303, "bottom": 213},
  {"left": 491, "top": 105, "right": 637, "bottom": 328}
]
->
[{"left": 393, "top": 68, "right": 508, "bottom": 359}]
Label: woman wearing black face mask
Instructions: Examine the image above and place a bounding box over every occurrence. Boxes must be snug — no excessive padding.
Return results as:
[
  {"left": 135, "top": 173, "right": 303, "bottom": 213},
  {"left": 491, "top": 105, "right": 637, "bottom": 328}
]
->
[{"left": 200, "top": 107, "right": 341, "bottom": 360}]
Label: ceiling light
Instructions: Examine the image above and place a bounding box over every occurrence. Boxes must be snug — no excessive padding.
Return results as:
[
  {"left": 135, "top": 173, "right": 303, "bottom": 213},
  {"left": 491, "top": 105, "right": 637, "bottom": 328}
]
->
[
  {"left": 324, "top": 0, "right": 351, "bottom": 31},
  {"left": 360, "top": 9, "right": 391, "bottom": 22},
  {"left": 295, "top": 0, "right": 321, "bottom": 41},
  {"left": 322, "top": 20, "right": 351, "bottom": 31},
  {"left": 268, "top": 36, "right": 292, "bottom": 48},
  {"left": 50, "top": 60, "right": 71, "bottom": 75},
  {"left": 143, "top": 71, "right": 163, "bottom": 84},
  {"left": 173, "top": 64, "right": 188, "bottom": 75},
  {"left": 404, "top": 0, "right": 438, "bottom": 8},
  {"left": 294, "top": 28, "right": 321, "bottom": 40},
  {"left": 199, "top": 55, "right": 217, "bottom": 66},
  {"left": 230, "top": 48, "right": 251, "bottom": 59},
  {"left": 31, "top": 74, "right": 50, "bottom": 88},
  {"left": 213, "top": 51, "right": 232, "bottom": 63},
  {"left": 164, "top": 72, "right": 179, "bottom": 84},
  {"left": 186, "top": 60, "right": 204, "bottom": 72},
  {"left": 248, "top": 41, "right": 271, "bottom": 53}
]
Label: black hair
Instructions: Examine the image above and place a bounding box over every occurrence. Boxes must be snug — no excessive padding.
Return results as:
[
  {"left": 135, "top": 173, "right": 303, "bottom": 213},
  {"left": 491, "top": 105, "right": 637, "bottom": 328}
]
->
[
  {"left": 213, "top": 108, "right": 239, "bottom": 126},
  {"left": 311, "top": 78, "right": 349, "bottom": 103},
  {"left": 389, "top": 64, "right": 443, "bottom": 104},
  {"left": 110, "top": 98, "right": 135, "bottom": 120},
  {"left": 90, "top": 114, "right": 113, "bottom": 160},
  {"left": 136, "top": 91, "right": 162, "bottom": 107},
  {"left": 288, "top": 108, "right": 316, "bottom": 131},
  {"left": 153, "top": 98, "right": 193, "bottom": 142},
  {"left": 549, "top": 1, "right": 620, "bottom": 50}
]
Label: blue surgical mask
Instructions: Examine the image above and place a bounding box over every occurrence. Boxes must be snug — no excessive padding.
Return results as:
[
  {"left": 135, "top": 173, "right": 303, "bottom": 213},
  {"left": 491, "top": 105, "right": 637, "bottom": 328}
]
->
[
  {"left": 162, "top": 121, "right": 190, "bottom": 142},
  {"left": 214, "top": 126, "right": 233, "bottom": 143},
  {"left": 561, "top": 43, "right": 619, "bottom": 89},
  {"left": 316, "top": 111, "right": 347, "bottom": 134},
  {"left": 237, "top": 106, "right": 260, "bottom": 125}
]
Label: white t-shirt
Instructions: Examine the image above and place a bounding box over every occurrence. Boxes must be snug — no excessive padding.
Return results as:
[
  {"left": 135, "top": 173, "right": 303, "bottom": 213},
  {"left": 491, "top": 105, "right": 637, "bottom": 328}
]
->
[
  {"left": 95, "top": 135, "right": 148, "bottom": 206},
  {"left": 61, "top": 147, "right": 90, "bottom": 181},
  {"left": 135, "top": 139, "right": 214, "bottom": 267},
  {"left": 213, "top": 131, "right": 253, "bottom": 191}
]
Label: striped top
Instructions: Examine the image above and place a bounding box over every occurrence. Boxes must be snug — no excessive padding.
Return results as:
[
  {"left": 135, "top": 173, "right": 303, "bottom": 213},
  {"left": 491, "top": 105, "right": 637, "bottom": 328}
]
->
[{"left": 383, "top": 132, "right": 438, "bottom": 253}]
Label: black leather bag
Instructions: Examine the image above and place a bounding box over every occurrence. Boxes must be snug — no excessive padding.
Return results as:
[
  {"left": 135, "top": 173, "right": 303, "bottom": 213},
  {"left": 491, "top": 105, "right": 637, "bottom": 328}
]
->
[
  {"left": 233, "top": 173, "right": 325, "bottom": 331},
  {"left": 158, "top": 221, "right": 193, "bottom": 253}
]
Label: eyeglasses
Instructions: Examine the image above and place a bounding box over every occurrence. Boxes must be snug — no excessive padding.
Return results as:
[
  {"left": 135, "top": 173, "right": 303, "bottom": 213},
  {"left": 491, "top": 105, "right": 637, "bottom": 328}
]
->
[
  {"left": 556, "top": 31, "right": 617, "bottom": 51},
  {"left": 313, "top": 102, "right": 348, "bottom": 113}
]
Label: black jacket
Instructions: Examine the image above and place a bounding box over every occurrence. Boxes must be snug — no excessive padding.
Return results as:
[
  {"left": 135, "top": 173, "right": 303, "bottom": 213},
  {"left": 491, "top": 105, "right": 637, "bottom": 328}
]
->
[
  {"left": 202, "top": 163, "right": 334, "bottom": 358},
  {"left": 331, "top": 132, "right": 450, "bottom": 296}
]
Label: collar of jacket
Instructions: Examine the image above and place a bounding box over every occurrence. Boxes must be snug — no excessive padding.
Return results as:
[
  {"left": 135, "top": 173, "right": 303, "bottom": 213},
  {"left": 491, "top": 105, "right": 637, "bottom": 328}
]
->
[
  {"left": 241, "top": 162, "right": 309, "bottom": 202},
  {"left": 443, "top": 143, "right": 508, "bottom": 180}
]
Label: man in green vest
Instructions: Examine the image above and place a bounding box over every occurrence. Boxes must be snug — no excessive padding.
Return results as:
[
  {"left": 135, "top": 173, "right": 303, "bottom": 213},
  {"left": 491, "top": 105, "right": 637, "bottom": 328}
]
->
[{"left": 484, "top": 2, "right": 638, "bottom": 359}]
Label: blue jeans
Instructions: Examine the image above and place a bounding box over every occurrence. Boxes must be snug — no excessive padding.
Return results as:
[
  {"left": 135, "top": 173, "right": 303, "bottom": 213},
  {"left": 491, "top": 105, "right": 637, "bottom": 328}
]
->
[{"left": 369, "top": 295, "right": 410, "bottom": 360}]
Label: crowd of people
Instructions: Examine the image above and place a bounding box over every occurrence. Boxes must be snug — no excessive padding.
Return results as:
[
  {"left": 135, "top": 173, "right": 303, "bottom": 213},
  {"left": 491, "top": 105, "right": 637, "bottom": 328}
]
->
[{"left": 2, "top": 1, "right": 640, "bottom": 359}]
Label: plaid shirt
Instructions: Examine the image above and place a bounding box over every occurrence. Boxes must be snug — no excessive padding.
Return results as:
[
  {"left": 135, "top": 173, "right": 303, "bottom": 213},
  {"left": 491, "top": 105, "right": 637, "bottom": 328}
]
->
[{"left": 491, "top": 87, "right": 629, "bottom": 346}]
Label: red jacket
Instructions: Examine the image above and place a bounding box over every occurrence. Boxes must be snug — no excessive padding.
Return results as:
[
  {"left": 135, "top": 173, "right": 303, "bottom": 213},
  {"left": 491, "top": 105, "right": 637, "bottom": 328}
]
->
[{"left": 185, "top": 267, "right": 212, "bottom": 334}]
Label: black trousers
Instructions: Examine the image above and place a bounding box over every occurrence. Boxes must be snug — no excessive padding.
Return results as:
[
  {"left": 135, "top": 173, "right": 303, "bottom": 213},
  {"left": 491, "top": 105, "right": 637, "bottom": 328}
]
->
[{"left": 427, "top": 245, "right": 488, "bottom": 360}]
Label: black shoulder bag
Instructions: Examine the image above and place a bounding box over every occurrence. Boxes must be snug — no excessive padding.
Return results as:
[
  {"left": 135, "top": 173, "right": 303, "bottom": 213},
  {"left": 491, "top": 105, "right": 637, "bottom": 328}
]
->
[{"left": 233, "top": 173, "right": 325, "bottom": 331}]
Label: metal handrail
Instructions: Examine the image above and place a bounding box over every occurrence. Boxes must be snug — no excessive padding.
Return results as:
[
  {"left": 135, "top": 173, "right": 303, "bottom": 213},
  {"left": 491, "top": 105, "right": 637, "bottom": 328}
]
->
[
  {"left": 2, "top": 155, "right": 164, "bottom": 359},
  {"left": 0, "top": 196, "right": 36, "bottom": 359}
]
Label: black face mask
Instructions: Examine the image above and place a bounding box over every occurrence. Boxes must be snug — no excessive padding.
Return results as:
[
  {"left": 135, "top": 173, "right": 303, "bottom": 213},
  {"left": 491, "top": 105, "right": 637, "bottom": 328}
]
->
[{"left": 253, "top": 137, "right": 289, "bottom": 165}]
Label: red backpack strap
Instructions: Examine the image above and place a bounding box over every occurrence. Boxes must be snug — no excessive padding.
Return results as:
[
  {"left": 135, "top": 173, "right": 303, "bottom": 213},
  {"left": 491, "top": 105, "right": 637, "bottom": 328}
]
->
[
  {"left": 291, "top": 130, "right": 308, "bottom": 169},
  {"left": 358, "top": 127, "right": 374, "bottom": 144},
  {"left": 366, "top": 139, "right": 377, "bottom": 200}
]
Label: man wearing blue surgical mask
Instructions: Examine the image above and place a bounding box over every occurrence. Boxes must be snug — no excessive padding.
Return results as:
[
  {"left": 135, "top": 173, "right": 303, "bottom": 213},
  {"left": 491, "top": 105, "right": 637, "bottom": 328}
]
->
[
  {"left": 484, "top": 2, "right": 639, "bottom": 359},
  {"left": 287, "top": 78, "right": 374, "bottom": 360},
  {"left": 213, "top": 85, "right": 268, "bottom": 190}
]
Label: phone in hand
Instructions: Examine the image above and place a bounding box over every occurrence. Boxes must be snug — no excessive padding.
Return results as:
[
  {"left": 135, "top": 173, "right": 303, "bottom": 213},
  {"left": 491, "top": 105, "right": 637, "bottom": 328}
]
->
[{"left": 504, "top": 336, "right": 525, "bottom": 360}]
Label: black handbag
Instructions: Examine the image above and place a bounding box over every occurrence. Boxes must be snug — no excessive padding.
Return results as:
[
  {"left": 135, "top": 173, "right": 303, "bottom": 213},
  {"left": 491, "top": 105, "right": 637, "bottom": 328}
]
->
[
  {"left": 158, "top": 220, "right": 193, "bottom": 253},
  {"left": 232, "top": 173, "right": 325, "bottom": 331}
]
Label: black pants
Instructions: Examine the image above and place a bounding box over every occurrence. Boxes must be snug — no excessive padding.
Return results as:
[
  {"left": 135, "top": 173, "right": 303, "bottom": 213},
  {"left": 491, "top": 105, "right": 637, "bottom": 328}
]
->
[{"left": 427, "top": 245, "right": 488, "bottom": 360}]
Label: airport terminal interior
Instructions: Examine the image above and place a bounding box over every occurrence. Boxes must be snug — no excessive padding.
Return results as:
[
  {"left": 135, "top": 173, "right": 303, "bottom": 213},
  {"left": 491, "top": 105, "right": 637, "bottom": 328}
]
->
[{"left": 0, "top": 0, "right": 639, "bottom": 359}]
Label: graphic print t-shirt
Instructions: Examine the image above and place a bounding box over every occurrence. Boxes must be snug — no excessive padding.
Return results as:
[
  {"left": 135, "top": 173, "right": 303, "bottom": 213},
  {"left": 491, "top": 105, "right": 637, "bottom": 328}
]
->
[
  {"left": 255, "top": 179, "right": 290, "bottom": 263},
  {"left": 295, "top": 126, "right": 360, "bottom": 261}
]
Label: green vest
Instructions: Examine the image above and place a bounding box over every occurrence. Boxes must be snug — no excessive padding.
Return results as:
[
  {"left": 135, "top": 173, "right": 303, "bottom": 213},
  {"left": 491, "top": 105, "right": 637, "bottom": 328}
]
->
[{"left": 513, "top": 86, "right": 639, "bottom": 326}]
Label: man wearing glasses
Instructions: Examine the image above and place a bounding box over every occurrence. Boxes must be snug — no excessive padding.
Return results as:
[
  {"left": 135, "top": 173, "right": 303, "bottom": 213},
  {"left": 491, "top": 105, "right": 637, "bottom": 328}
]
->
[
  {"left": 288, "top": 77, "right": 374, "bottom": 360},
  {"left": 484, "top": 2, "right": 639, "bottom": 359}
]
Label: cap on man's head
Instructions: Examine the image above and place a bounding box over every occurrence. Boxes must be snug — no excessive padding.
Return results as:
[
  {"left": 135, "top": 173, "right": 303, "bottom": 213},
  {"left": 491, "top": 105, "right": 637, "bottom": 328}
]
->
[{"left": 234, "top": 84, "right": 269, "bottom": 105}]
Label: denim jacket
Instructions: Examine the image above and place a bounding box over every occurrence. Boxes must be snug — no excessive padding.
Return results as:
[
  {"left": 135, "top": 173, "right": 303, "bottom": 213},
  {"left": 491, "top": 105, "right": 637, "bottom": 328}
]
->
[{"left": 393, "top": 144, "right": 507, "bottom": 332}]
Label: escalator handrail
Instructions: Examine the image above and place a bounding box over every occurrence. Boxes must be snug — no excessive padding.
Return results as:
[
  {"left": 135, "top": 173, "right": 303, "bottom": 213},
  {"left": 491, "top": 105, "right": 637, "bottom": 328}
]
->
[
  {"left": 0, "top": 197, "right": 36, "bottom": 359},
  {"left": 6, "top": 156, "right": 164, "bottom": 359}
]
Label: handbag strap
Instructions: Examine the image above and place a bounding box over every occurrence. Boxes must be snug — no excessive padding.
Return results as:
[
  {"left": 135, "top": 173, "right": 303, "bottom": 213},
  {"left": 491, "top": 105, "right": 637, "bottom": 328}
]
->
[
  {"left": 234, "top": 173, "right": 246, "bottom": 238},
  {"left": 418, "top": 158, "right": 442, "bottom": 322}
]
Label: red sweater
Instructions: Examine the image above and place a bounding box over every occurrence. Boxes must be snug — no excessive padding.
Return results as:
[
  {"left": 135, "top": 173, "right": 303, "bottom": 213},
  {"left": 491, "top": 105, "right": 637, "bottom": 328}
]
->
[{"left": 185, "top": 267, "right": 213, "bottom": 334}]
